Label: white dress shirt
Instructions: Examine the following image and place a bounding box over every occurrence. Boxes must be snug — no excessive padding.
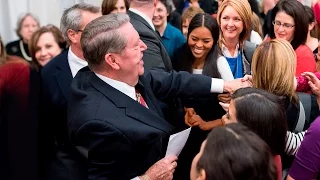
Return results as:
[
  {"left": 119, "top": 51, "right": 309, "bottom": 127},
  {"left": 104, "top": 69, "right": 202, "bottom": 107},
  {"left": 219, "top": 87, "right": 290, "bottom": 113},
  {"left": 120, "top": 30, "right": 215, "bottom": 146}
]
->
[
  {"left": 95, "top": 73, "right": 137, "bottom": 101},
  {"left": 68, "top": 48, "right": 88, "bottom": 78},
  {"left": 221, "top": 43, "right": 240, "bottom": 58},
  {"left": 129, "top": 8, "right": 155, "bottom": 31}
]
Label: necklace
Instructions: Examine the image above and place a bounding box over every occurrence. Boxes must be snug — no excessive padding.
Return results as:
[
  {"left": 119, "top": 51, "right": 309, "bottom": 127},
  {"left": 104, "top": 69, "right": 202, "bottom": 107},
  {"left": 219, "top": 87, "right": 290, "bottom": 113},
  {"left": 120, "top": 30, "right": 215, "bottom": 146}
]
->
[{"left": 19, "top": 40, "right": 32, "bottom": 61}]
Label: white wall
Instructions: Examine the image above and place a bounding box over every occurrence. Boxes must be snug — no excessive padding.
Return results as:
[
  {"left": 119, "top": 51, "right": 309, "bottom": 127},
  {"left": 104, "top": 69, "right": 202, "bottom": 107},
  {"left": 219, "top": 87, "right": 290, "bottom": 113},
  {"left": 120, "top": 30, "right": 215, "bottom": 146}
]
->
[{"left": 0, "top": 0, "right": 103, "bottom": 44}]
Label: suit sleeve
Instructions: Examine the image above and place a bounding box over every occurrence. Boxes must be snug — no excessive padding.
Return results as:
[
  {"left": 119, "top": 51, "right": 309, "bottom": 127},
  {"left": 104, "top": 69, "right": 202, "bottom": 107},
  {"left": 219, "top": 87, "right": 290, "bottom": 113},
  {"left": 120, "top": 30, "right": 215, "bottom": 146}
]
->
[{"left": 144, "top": 70, "right": 212, "bottom": 100}]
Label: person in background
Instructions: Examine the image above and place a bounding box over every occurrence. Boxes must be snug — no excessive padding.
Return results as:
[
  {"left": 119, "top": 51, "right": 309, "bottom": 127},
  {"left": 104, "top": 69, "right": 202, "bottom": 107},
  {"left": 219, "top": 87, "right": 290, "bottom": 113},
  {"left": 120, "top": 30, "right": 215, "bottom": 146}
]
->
[
  {"left": 190, "top": 123, "right": 278, "bottom": 180},
  {"left": 153, "top": 0, "right": 186, "bottom": 60},
  {"left": 251, "top": 39, "right": 319, "bottom": 169},
  {"left": 173, "top": 13, "right": 233, "bottom": 180},
  {"left": 287, "top": 72, "right": 320, "bottom": 180},
  {"left": 222, "top": 87, "right": 287, "bottom": 180},
  {"left": 181, "top": 6, "right": 204, "bottom": 38},
  {"left": 0, "top": 35, "right": 40, "bottom": 180},
  {"left": 305, "top": 6, "right": 319, "bottom": 60},
  {"left": 101, "top": 0, "right": 129, "bottom": 14},
  {"left": 40, "top": 3, "right": 101, "bottom": 180},
  {"left": 29, "top": 24, "right": 66, "bottom": 68},
  {"left": 270, "top": 0, "right": 316, "bottom": 76},
  {"left": 6, "top": 13, "right": 40, "bottom": 62},
  {"left": 217, "top": 0, "right": 254, "bottom": 79}
]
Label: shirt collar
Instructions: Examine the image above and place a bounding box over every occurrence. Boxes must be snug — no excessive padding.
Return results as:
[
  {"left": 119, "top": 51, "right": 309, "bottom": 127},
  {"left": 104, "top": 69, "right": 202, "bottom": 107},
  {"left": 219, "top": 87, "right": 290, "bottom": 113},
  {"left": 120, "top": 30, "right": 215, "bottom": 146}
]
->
[
  {"left": 68, "top": 48, "right": 88, "bottom": 77},
  {"left": 129, "top": 8, "right": 155, "bottom": 31},
  {"left": 162, "top": 23, "right": 171, "bottom": 40},
  {"left": 221, "top": 43, "right": 240, "bottom": 58},
  {"left": 94, "top": 73, "right": 137, "bottom": 101}
]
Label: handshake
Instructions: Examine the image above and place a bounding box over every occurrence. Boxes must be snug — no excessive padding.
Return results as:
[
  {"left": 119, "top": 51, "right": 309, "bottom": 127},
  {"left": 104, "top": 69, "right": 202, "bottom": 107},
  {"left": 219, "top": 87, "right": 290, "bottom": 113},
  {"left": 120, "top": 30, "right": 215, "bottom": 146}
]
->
[{"left": 223, "top": 75, "right": 253, "bottom": 94}]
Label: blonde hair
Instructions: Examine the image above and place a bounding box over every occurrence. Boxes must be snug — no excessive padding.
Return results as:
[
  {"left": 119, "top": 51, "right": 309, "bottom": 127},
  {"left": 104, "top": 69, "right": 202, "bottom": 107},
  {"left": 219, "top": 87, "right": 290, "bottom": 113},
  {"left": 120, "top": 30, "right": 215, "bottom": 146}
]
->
[
  {"left": 252, "top": 39, "right": 298, "bottom": 103},
  {"left": 181, "top": 6, "right": 204, "bottom": 26},
  {"left": 217, "top": 0, "right": 252, "bottom": 47}
]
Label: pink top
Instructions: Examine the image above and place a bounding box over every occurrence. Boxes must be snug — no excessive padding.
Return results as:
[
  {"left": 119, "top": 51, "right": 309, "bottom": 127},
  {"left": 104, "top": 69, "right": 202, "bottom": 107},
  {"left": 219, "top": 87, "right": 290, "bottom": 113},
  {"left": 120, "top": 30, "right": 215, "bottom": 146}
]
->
[{"left": 295, "top": 45, "right": 316, "bottom": 77}]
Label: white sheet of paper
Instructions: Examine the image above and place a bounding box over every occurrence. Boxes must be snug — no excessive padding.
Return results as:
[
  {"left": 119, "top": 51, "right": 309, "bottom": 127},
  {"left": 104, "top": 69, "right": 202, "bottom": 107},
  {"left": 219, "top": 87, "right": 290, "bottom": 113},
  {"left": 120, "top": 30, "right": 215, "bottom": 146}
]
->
[{"left": 165, "top": 127, "right": 191, "bottom": 157}]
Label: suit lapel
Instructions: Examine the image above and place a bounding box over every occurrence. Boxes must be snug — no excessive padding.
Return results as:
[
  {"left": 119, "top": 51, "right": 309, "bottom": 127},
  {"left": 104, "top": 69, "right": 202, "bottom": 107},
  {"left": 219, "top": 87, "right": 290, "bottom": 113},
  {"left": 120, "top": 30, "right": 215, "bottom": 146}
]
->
[
  {"left": 88, "top": 71, "right": 175, "bottom": 134},
  {"left": 54, "top": 50, "right": 73, "bottom": 100}
]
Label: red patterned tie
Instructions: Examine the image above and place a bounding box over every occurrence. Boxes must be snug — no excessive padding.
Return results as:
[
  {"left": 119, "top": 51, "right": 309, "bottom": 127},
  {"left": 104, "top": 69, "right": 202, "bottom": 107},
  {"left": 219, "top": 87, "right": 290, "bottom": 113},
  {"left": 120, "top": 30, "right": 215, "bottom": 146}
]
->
[{"left": 135, "top": 89, "right": 148, "bottom": 108}]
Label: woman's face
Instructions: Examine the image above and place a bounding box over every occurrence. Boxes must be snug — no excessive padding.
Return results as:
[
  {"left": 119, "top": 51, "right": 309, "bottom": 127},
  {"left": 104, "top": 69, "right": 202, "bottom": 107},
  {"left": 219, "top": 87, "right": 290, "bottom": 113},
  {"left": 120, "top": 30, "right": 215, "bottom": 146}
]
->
[
  {"left": 188, "top": 26, "right": 214, "bottom": 61},
  {"left": 19, "top": 15, "right": 39, "bottom": 43},
  {"left": 222, "top": 99, "right": 237, "bottom": 125},
  {"left": 111, "top": 0, "right": 127, "bottom": 14},
  {"left": 220, "top": 6, "right": 243, "bottom": 42},
  {"left": 190, "top": 140, "right": 206, "bottom": 180},
  {"left": 152, "top": 1, "right": 168, "bottom": 28},
  {"left": 35, "top": 32, "right": 62, "bottom": 67},
  {"left": 274, "top": 11, "right": 295, "bottom": 42}
]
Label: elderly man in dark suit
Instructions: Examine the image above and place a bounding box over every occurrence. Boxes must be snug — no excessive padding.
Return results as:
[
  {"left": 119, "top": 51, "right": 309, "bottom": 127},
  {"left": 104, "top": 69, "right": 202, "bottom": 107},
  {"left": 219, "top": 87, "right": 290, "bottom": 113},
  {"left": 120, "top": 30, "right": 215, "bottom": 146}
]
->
[
  {"left": 68, "top": 13, "right": 249, "bottom": 180},
  {"left": 40, "top": 3, "right": 101, "bottom": 180}
]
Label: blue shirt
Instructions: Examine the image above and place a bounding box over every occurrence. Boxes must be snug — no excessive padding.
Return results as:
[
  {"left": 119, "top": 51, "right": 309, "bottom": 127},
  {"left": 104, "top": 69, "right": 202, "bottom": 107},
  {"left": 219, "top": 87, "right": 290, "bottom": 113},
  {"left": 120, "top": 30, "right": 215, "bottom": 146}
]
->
[{"left": 161, "top": 23, "right": 186, "bottom": 60}]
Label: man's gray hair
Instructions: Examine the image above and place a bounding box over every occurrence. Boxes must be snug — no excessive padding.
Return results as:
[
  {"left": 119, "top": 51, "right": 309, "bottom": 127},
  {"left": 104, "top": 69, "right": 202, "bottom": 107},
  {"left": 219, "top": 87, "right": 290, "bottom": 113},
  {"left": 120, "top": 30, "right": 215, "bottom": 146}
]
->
[
  {"left": 60, "top": 3, "right": 100, "bottom": 44},
  {"left": 81, "top": 13, "right": 129, "bottom": 70}
]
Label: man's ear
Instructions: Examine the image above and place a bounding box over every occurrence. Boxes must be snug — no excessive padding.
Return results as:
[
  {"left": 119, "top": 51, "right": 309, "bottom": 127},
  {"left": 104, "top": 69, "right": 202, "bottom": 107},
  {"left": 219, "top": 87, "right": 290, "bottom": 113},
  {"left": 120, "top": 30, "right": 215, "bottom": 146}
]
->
[
  {"left": 67, "top": 29, "right": 78, "bottom": 44},
  {"left": 197, "top": 169, "right": 206, "bottom": 180},
  {"left": 105, "top": 53, "right": 120, "bottom": 70}
]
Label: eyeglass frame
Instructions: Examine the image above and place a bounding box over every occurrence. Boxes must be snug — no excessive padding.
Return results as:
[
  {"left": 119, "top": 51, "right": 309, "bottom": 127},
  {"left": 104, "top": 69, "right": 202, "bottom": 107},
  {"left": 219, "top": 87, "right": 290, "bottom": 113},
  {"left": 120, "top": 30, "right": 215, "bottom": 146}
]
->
[{"left": 272, "top": 20, "right": 295, "bottom": 29}]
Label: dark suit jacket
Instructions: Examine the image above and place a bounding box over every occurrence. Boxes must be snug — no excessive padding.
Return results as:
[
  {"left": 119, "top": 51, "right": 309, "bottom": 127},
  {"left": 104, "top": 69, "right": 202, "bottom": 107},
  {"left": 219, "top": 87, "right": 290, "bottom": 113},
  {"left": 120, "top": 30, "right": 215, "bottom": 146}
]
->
[
  {"left": 68, "top": 68, "right": 212, "bottom": 180},
  {"left": 128, "top": 10, "right": 172, "bottom": 71},
  {"left": 40, "top": 49, "right": 86, "bottom": 180}
]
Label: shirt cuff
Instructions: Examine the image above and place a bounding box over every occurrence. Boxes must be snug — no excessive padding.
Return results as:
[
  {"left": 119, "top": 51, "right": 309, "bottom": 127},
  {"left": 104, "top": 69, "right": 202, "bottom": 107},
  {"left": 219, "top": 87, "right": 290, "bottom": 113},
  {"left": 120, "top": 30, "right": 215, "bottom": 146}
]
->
[
  {"left": 131, "top": 177, "right": 140, "bottom": 180},
  {"left": 210, "top": 78, "right": 224, "bottom": 93}
]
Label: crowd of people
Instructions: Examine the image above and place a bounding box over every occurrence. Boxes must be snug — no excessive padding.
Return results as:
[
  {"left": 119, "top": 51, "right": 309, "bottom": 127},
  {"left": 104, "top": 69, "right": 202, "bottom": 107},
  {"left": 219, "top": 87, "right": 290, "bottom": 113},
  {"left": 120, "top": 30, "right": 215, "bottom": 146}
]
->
[{"left": 1, "top": 0, "right": 320, "bottom": 179}]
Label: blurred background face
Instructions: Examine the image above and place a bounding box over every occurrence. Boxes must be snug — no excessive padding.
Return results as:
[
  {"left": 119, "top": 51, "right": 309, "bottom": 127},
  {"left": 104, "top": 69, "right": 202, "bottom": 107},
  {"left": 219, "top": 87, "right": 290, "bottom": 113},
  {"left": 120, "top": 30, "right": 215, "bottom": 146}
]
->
[
  {"left": 182, "top": 18, "right": 191, "bottom": 38},
  {"left": 111, "top": 0, "right": 127, "bottom": 13},
  {"left": 188, "top": 26, "right": 214, "bottom": 61},
  {"left": 274, "top": 11, "right": 295, "bottom": 42},
  {"left": 20, "top": 15, "right": 39, "bottom": 43},
  {"left": 35, "top": 32, "right": 62, "bottom": 67},
  {"left": 153, "top": 1, "right": 168, "bottom": 28},
  {"left": 220, "top": 6, "right": 243, "bottom": 42}
]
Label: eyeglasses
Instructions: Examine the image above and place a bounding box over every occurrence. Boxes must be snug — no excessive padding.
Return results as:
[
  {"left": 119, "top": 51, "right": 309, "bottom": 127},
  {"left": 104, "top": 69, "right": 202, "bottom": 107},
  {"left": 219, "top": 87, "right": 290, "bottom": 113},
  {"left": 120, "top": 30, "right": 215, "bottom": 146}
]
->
[{"left": 272, "top": 20, "right": 295, "bottom": 29}]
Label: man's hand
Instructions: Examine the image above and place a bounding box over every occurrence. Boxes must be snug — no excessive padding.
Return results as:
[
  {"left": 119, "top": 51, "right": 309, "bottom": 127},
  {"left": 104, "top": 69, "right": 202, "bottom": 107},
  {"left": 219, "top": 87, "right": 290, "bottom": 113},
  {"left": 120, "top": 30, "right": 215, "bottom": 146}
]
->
[
  {"left": 142, "top": 155, "right": 178, "bottom": 180},
  {"left": 223, "top": 78, "right": 252, "bottom": 93}
]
